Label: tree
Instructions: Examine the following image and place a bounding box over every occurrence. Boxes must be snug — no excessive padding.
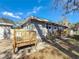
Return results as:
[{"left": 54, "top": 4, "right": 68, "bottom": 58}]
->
[
  {"left": 75, "top": 22, "right": 79, "bottom": 25},
  {"left": 52, "top": 0, "right": 79, "bottom": 14},
  {"left": 58, "top": 17, "right": 70, "bottom": 26}
]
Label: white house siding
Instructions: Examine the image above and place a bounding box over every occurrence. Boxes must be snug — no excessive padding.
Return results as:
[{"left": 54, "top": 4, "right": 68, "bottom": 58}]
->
[
  {"left": 23, "top": 21, "right": 49, "bottom": 41},
  {"left": 0, "top": 26, "right": 12, "bottom": 40},
  {"left": 34, "top": 27, "right": 42, "bottom": 41},
  {"left": 0, "top": 26, "right": 4, "bottom": 40},
  {"left": 23, "top": 22, "right": 41, "bottom": 41},
  {"left": 34, "top": 23, "right": 48, "bottom": 41}
]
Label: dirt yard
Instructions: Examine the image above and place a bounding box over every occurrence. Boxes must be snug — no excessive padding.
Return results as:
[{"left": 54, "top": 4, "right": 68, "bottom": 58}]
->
[
  {"left": 21, "top": 43, "right": 71, "bottom": 59},
  {"left": 0, "top": 40, "right": 12, "bottom": 53},
  {"left": 0, "top": 40, "right": 71, "bottom": 59}
]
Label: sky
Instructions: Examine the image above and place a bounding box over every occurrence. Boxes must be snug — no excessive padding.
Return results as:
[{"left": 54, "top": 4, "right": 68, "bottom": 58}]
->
[{"left": 0, "top": 0, "right": 79, "bottom": 23}]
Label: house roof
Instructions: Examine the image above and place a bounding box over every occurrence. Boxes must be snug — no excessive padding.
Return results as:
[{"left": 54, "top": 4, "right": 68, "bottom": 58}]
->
[
  {"left": 0, "top": 18, "right": 14, "bottom": 26},
  {"left": 21, "top": 16, "right": 68, "bottom": 28}
]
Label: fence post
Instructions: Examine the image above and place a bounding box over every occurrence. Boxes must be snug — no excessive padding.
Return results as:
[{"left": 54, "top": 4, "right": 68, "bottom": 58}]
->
[{"left": 13, "top": 29, "right": 16, "bottom": 53}]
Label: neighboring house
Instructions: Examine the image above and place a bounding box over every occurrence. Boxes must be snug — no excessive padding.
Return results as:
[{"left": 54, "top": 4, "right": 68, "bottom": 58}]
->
[
  {"left": 21, "top": 16, "right": 68, "bottom": 41},
  {"left": 0, "top": 18, "right": 14, "bottom": 40},
  {"left": 75, "top": 25, "right": 79, "bottom": 30}
]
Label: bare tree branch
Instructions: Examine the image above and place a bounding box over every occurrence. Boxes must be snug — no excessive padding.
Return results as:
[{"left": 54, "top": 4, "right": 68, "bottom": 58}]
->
[{"left": 52, "top": 0, "right": 79, "bottom": 14}]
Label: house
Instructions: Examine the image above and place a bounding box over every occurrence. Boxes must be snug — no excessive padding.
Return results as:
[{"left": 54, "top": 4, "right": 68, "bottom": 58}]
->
[
  {"left": 75, "top": 24, "right": 79, "bottom": 31},
  {"left": 21, "top": 16, "right": 68, "bottom": 41},
  {"left": 0, "top": 18, "right": 14, "bottom": 40}
]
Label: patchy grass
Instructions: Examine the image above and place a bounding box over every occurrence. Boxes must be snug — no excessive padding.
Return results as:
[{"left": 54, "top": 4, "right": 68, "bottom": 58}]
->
[
  {"left": 72, "top": 50, "right": 79, "bottom": 56},
  {"left": 68, "top": 38, "right": 79, "bottom": 46},
  {"left": 24, "top": 45, "right": 70, "bottom": 59},
  {"left": 75, "top": 31, "right": 79, "bottom": 35}
]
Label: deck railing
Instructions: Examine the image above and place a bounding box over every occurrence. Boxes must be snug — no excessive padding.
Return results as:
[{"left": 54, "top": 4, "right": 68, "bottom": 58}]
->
[{"left": 12, "top": 29, "right": 37, "bottom": 53}]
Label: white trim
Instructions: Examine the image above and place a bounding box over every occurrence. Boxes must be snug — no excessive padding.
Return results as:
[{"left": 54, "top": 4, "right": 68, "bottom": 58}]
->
[{"left": 0, "top": 23, "right": 13, "bottom": 26}]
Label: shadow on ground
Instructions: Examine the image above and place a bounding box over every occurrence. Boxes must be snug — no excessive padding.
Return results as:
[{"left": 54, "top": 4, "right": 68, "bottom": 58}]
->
[
  {"left": 70, "top": 35, "right": 79, "bottom": 41},
  {"left": 43, "top": 36, "right": 79, "bottom": 59}
]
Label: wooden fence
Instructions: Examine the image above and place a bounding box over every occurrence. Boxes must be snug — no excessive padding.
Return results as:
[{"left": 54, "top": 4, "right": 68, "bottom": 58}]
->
[{"left": 12, "top": 29, "right": 37, "bottom": 53}]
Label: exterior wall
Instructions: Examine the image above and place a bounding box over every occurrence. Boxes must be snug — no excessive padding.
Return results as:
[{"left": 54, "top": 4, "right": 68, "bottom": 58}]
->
[
  {"left": 22, "top": 21, "right": 48, "bottom": 41},
  {"left": 0, "top": 26, "right": 12, "bottom": 40},
  {"left": 22, "top": 21, "right": 67, "bottom": 41},
  {"left": 0, "top": 26, "right": 5, "bottom": 40},
  {"left": 33, "top": 22, "right": 48, "bottom": 41}
]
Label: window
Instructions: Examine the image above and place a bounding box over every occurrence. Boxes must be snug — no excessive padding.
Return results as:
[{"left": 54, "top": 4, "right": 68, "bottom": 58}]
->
[
  {"left": 46, "top": 24, "right": 49, "bottom": 29},
  {"left": 26, "top": 24, "right": 35, "bottom": 30},
  {"left": 49, "top": 26, "right": 51, "bottom": 29}
]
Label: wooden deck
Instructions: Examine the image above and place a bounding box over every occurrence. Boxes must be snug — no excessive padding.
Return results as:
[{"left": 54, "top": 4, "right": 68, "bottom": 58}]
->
[{"left": 12, "top": 29, "right": 37, "bottom": 53}]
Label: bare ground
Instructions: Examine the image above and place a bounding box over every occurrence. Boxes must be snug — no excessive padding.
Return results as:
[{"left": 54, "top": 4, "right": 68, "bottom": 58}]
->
[
  {"left": 23, "top": 45, "right": 70, "bottom": 59},
  {"left": 0, "top": 40, "right": 71, "bottom": 59}
]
